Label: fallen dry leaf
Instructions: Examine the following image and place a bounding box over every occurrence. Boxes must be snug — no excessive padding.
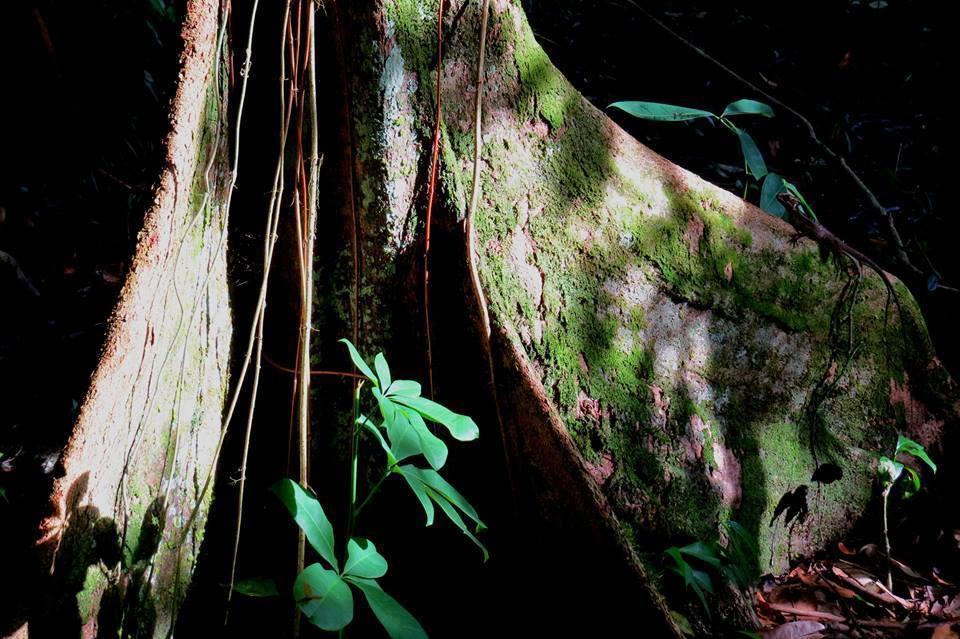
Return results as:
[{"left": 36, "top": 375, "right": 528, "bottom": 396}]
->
[
  {"left": 932, "top": 623, "right": 960, "bottom": 639},
  {"left": 762, "top": 620, "right": 825, "bottom": 639}
]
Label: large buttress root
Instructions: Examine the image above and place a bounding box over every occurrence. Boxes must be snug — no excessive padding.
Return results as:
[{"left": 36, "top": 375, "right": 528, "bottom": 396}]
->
[
  {"left": 29, "top": 1, "right": 232, "bottom": 635},
  {"left": 346, "top": 0, "right": 958, "bottom": 632}
]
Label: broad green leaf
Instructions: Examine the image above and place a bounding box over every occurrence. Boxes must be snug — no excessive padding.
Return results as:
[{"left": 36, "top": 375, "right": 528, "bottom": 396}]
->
[
  {"left": 783, "top": 181, "right": 817, "bottom": 221},
  {"left": 727, "top": 521, "right": 759, "bottom": 555},
  {"left": 760, "top": 173, "right": 787, "bottom": 218},
  {"left": 678, "top": 541, "right": 722, "bottom": 568},
  {"left": 387, "top": 380, "right": 422, "bottom": 398},
  {"left": 381, "top": 400, "right": 422, "bottom": 463},
  {"left": 346, "top": 577, "right": 428, "bottom": 639},
  {"left": 232, "top": 577, "right": 280, "bottom": 598},
  {"left": 427, "top": 486, "right": 489, "bottom": 561},
  {"left": 339, "top": 338, "right": 378, "bottom": 386},
  {"left": 722, "top": 99, "right": 775, "bottom": 119},
  {"left": 902, "top": 466, "right": 921, "bottom": 499},
  {"left": 271, "top": 479, "right": 338, "bottom": 571},
  {"left": 391, "top": 395, "right": 479, "bottom": 442},
  {"left": 358, "top": 414, "right": 396, "bottom": 465},
  {"left": 397, "top": 466, "right": 435, "bottom": 526},
  {"left": 878, "top": 456, "right": 903, "bottom": 487},
  {"left": 406, "top": 409, "right": 448, "bottom": 470},
  {"left": 294, "top": 564, "right": 354, "bottom": 631},
  {"left": 729, "top": 124, "right": 768, "bottom": 178},
  {"left": 895, "top": 435, "right": 937, "bottom": 472},
  {"left": 374, "top": 353, "right": 392, "bottom": 390},
  {"left": 399, "top": 465, "right": 487, "bottom": 560},
  {"left": 374, "top": 387, "right": 399, "bottom": 424},
  {"left": 609, "top": 101, "right": 716, "bottom": 122},
  {"left": 344, "top": 538, "right": 389, "bottom": 579},
  {"left": 670, "top": 610, "right": 695, "bottom": 637},
  {"left": 690, "top": 566, "right": 714, "bottom": 594},
  {"left": 400, "top": 466, "right": 484, "bottom": 530}
]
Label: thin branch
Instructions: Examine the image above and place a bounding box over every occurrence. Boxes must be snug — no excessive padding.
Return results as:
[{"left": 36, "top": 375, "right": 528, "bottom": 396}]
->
[
  {"left": 225, "top": 0, "right": 293, "bottom": 621},
  {"left": 422, "top": 0, "right": 446, "bottom": 399}
]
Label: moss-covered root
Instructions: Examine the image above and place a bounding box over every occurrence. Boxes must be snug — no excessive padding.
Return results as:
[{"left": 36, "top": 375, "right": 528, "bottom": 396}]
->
[
  {"left": 376, "top": 0, "right": 958, "bottom": 633},
  {"left": 32, "top": 1, "right": 232, "bottom": 636}
]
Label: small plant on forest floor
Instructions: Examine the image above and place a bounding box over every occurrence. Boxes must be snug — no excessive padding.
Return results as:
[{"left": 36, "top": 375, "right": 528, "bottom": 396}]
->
[
  {"left": 235, "top": 339, "right": 486, "bottom": 638},
  {"left": 664, "top": 520, "right": 759, "bottom": 616},
  {"left": 609, "top": 98, "right": 816, "bottom": 220},
  {"left": 877, "top": 434, "right": 936, "bottom": 591}
]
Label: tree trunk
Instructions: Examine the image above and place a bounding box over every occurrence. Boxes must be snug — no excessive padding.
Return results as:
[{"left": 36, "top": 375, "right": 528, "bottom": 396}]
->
[
  {"left": 333, "top": 0, "right": 958, "bottom": 633},
  {"left": 26, "top": 2, "right": 232, "bottom": 636}
]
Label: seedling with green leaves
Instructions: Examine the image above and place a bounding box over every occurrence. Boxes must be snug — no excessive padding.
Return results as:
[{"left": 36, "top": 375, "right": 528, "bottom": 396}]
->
[
  {"left": 609, "top": 98, "right": 816, "bottom": 220},
  {"left": 235, "top": 339, "right": 486, "bottom": 638},
  {"left": 877, "top": 435, "right": 936, "bottom": 590},
  {"left": 663, "top": 520, "right": 758, "bottom": 616}
]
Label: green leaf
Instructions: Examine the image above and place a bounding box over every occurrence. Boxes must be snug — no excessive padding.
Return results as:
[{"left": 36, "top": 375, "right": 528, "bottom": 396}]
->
[
  {"left": 429, "top": 487, "right": 489, "bottom": 561},
  {"left": 401, "top": 466, "right": 484, "bottom": 530},
  {"left": 271, "top": 479, "right": 338, "bottom": 571},
  {"left": 387, "top": 380, "right": 422, "bottom": 398},
  {"left": 727, "top": 520, "right": 759, "bottom": 555},
  {"left": 339, "top": 338, "right": 378, "bottom": 386},
  {"left": 722, "top": 99, "right": 775, "bottom": 119},
  {"left": 728, "top": 124, "right": 768, "bottom": 178},
  {"left": 399, "top": 465, "right": 487, "bottom": 560},
  {"left": 374, "top": 353, "right": 392, "bottom": 390},
  {"left": 344, "top": 538, "right": 389, "bottom": 579},
  {"left": 670, "top": 610, "right": 695, "bottom": 637},
  {"left": 397, "top": 467, "right": 435, "bottom": 526},
  {"left": 609, "top": 101, "right": 716, "bottom": 122},
  {"left": 294, "top": 564, "right": 354, "bottom": 631},
  {"left": 783, "top": 181, "right": 817, "bottom": 221},
  {"left": 379, "top": 397, "right": 422, "bottom": 463},
  {"left": 406, "top": 409, "right": 448, "bottom": 470},
  {"left": 346, "top": 577, "right": 428, "bottom": 639},
  {"left": 232, "top": 577, "right": 280, "bottom": 598},
  {"left": 678, "top": 541, "right": 722, "bottom": 568},
  {"left": 878, "top": 456, "right": 904, "bottom": 487},
  {"left": 895, "top": 435, "right": 937, "bottom": 473},
  {"left": 902, "top": 466, "right": 921, "bottom": 499},
  {"left": 760, "top": 173, "right": 788, "bottom": 218},
  {"left": 358, "top": 414, "right": 396, "bottom": 465},
  {"left": 391, "top": 395, "right": 479, "bottom": 442}
]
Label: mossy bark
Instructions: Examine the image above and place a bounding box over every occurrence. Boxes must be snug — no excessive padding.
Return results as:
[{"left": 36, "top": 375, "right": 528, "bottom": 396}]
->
[
  {"left": 336, "top": 0, "right": 958, "bottom": 633},
  {"left": 29, "top": 1, "right": 232, "bottom": 636}
]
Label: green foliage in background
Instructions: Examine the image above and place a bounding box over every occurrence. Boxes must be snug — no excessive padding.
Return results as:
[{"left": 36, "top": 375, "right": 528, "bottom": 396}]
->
[
  {"left": 609, "top": 98, "right": 817, "bottom": 220},
  {"left": 663, "top": 520, "right": 759, "bottom": 616}
]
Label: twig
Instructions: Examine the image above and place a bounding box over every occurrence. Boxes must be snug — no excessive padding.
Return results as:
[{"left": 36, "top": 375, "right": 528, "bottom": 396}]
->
[
  {"left": 294, "top": 7, "right": 321, "bottom": 635},
  {"left": 465, "top": 0, "right": 518, "bottom": 515},
  {"left": 422, "top": 0, "right": 446, "bottom": 399},
  {"left": 263, "top": 353, "right": 365, "bottom": 380},
  {"left": 225, "top": 0, "right": 293, "bottom": 622}
]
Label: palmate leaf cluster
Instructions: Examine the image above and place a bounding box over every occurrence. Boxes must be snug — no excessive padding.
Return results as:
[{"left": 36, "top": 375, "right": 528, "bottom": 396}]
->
[
  {"left": 341, "top": 339, "right": 488, "bottom": 560},
  {"left": 235, "top": 340, "right": 485, "bottom": 638}
]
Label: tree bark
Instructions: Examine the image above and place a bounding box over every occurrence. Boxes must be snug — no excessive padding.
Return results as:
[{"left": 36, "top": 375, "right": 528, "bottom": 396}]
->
[
  {"left": 25, "top": 1, "right": 232, "bottom": 636},
  {"left": 332, "top": 0, "right": 959, "bottom": 632}
]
